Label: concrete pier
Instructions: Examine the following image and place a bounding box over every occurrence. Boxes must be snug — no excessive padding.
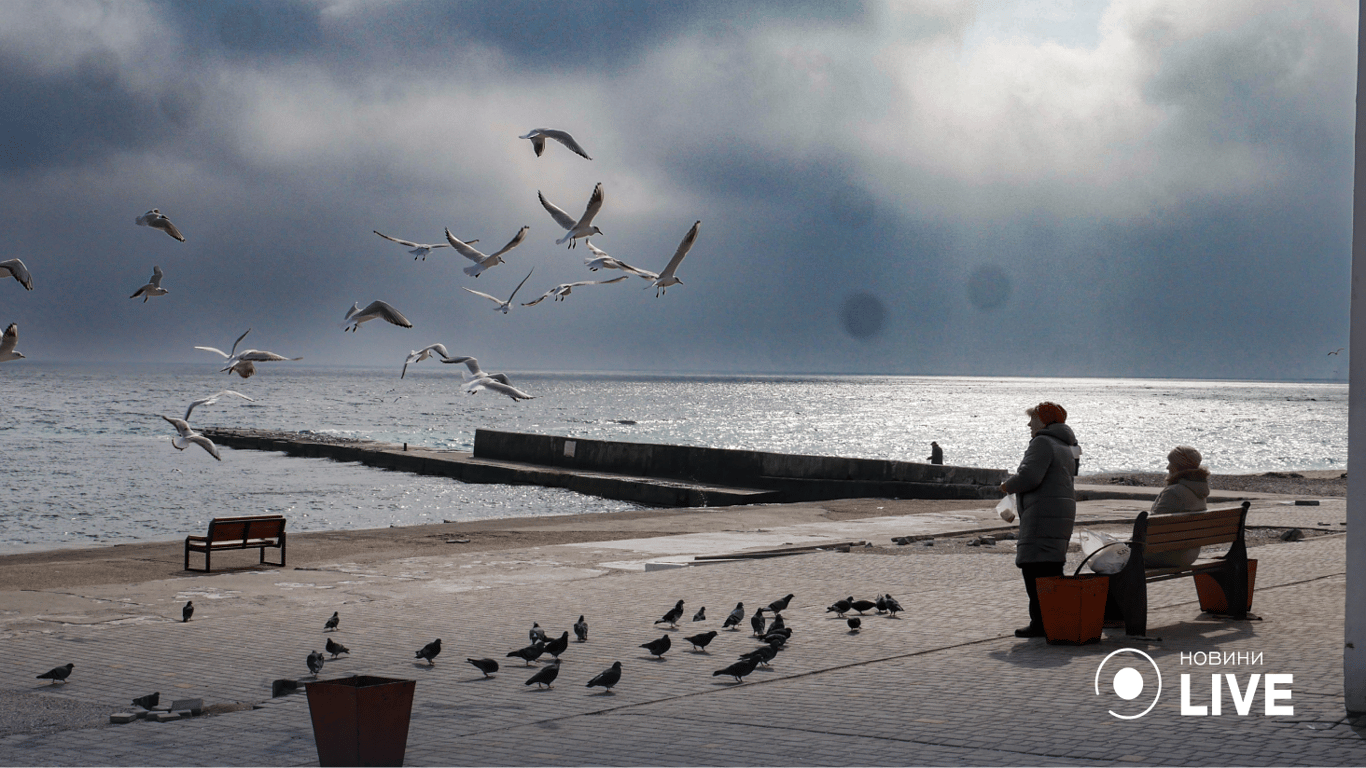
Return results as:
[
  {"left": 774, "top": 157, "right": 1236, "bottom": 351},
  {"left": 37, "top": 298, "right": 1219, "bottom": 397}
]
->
[{"left": 199, "top": 427, "right": 1007, "bottom": 507}]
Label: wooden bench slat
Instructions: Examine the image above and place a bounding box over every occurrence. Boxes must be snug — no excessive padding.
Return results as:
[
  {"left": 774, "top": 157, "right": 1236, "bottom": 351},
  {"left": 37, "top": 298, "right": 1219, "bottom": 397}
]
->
[
  {"left": 1147, "top": 524, "right": 1241, "bottom": 546},
  {"left": 1148, "top": 533, "right": 1244, "bottom": 552}
]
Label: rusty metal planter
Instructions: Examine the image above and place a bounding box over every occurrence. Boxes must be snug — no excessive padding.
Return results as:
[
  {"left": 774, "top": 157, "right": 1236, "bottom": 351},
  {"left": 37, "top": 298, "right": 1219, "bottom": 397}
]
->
[
  {"left": 1037, "top": 573, "right": 1110, "bottom": 645},
  {"left": 306, "top": 676, "right": 415, "bottom": 767}
]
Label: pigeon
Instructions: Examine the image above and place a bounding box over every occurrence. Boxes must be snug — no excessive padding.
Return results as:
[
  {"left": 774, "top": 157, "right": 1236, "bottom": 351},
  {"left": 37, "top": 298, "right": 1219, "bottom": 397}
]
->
[
  {"left": 740, "top": 644, "right": 779, "bottom": 667},
  {"left": 130, "top": 265, "right": 168, "bottom": 302},
  {"left": 639, "top": 634, "right": 671, "bottom": 659},
  {"left": 761, "top": 632, "right": 789, "bottom": 649},
  {"left": 764, "top": 626, "right": 792, "bottom": 640},
  {"left": 847, "top": 617, "right": 862, "bottom": 633},
  {"left": 131, "top": 692, "right": 160, "bottom": 710},
  {"left": 525, "top": 658, "right": 561, "bottom": 689},
  {"left": 182, "top": 601, "right": 193, "bottom": 623},
  {"left": 325, "top": 637, "right": 350, "bottom": 658},
  {"left": 520, "top": 128, "right": 592, "bottom": 160},
  {"left": 324, "top": 612, "right": 339, "bottom": 631},
  {"left": 586, "top": 661, "right": 623, "bottom": 693},
  {"left": 467, "top": 658, "right": 499, "bottom": 678},
  {"left": 850, "top": 598, "right": 877, "bottom": 615},
  {"left": 135, "top": 209, "right": 186, "bottom": 241},
  {"left": 306, "top": 651, "right": 325, "bottom": 677},
  {"left": 0, "top": 323, "right": 21, "bottom": 363},
  {"left": 416, "top": 638, "right": 442, "bottom": 665},
  {"left": 722, "top": 602, "right": 745, "bottom": 630},
  {"left": 713, "top": 656, "right": 759, "bottom": 684},
  {"left": 538, "top": 183, "right": 604, "bottom": 249},
  {"left": 684, "top": 631, "right": 718, "bottom": 651},
  {"left": 826, "top": 597, "right": 853, "bottom": 618},
  {"left": 750, "top": 608, "right": 766, "bottom": 637},
  {"left": 767, "top": 594, "right": 794, "bottom": 614},
  {"left": 875, "top": 595, "right": 888, "bottom": 614},
  {"left": 655, "top": 599, "right": 685, "bottom": 629},
  {"left": 530, "top": 622, "right": 548, "bottom": 644},
  {"left": 573, "top": 615, "right": 588, "bottom": 643},
  {"left": 507, "top": 642, "right": 546, "bottom": 666},
  {"left": 883, "top": 594, "right": 903, "bottom": 617},
  {"left": 692, "top": 607, "right": 706, "bottom": 622},
  {"left": 543, "top": 631, "right": 570, "bottom": 659},
  {"left": 343, "top": 300, "right": 412, "bottom": 332},
  {"left": 0, "top": 259, "right": 34, "bottom": 290},
  {"left": 36, "top": 663, "right": 73, "bottom": 684},
  {"left": 769, "top": 613, "right": 786, "bottom": 632}
]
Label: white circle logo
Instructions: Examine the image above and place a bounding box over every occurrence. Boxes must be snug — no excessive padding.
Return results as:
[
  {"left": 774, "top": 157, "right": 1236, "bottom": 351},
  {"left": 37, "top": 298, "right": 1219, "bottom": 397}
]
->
[{"left": 1096, "top": 648, "right": 1162, "bottom": 719}]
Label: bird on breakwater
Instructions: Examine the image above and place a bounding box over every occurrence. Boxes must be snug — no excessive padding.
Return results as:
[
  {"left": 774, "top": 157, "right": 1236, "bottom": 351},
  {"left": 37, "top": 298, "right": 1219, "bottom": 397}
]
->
[
  {"left": 325, "top": 638, "right": 350, "bottom": 658},
  {"left": 767, "top": 594, "right": 794, "bottom": 614},
  {"left": 639, "top": 635, "right": 671, "bottom": 659},
  {"left": 373, "top": 229, "right": 476, "bottom": 261},
  {"left": 467, "top": 658, "right": 499, "bottom": 678},
  {"left": 751, "top": 608, "right": 766, "bottom": 637},
  {"left": 826, "top": 597, "right": 853, "bottom": 618},
  {"left": 507, "top": 642, "right": 547, "bottom": 666},
  {"left": 543, "top": 631, "right": 570, "bottom": 659},
  {"left": 343, "top": 300, "right": 412, "bottom": 331},
  {"left": 655, "top": 600, "right": 685, "bottom": 629},
  {"left": 574, "top": 615, "right": 588, "bottom": 643},
  {"left": 306, "top": 651, "right": 324, "bottom": 677},
  {"left": 722, "top": 603, "right": 745, "bottom": 630},
  {"left": 37, "top": 664, "right": 73, "bottom": 684},
  {"left": 520, "top": 128, "right": 592, "bottom": 160},
  {"left": 183, "top": 390, "right": 253, "bottom": 421},
  {"left": 646, "top": 220, "right": 700, "bottom": 297},
  {"left": 324, "top": 612, "right": 339, "bottom": 632},
  {"left": 401, "top": 344, "right": 454, "bottom": 378},
  {"left": 538, "top": 183, "right": 604, "bottom": 249},
  {"left": 445, "top": 226, "right": 529, "bottom": 278},
  {"left": 135, "top": 209, "right": 185, "bottom": 241},
  {"left": 415, "top": 639, "right": 442, "bottom": 665},
  {"left": 0, "top": 258, "right": 33, "bottom": 290},
  {"left": 160, "top": 415, "right": 221, "bottom": 461},
  {"left": 131, "top": 692, "right": 159, "bottom": 710},
  {"left": 586, "top": 661, "right": 623, "bottom": 693},
  {"left": 182, "top": 601, "right": 193, "bottom": 623},
  {"left": 0, "top": 323, "right": 21, "bottom": 363},
  {"left": 684, "top": 631, "right": 717, "bottom": 651},
  {"left": 525, "top": 658, "right": 561, "bottom": 689},
  {"left": 129, "top": 266, "right": 168, "bottom": 303},
  {"left": 713, "top": 656, "right": 758, "bottom": 684},
  {"left": 692, "top": 607, "right": 706, "bottom": 622},
  {"left": 583, "top": 242, "right": 658, "bottom": 280},
  {"left": 463, "top": 269, "right": 534, "bottom": 313}
]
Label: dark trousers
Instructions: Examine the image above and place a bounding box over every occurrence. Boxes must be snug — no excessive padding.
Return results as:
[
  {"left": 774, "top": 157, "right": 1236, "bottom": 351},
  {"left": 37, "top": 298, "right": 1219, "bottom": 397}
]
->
[{"left": 1019, "top": 561, "right": 1064, "bottom": 629}]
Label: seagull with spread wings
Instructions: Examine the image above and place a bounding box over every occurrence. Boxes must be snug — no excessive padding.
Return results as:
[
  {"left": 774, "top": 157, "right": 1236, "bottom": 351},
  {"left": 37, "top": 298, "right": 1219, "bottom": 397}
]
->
[
  {"left": 445, "top": 226, "right": 529, "bottom": 278},
  {"left": 402, "top": 344, "right": 454, "bottom": 378},
  {"left": 538, "top": 183, "right": 604, "bottom": 249},
  {"left": 160, "top": 415, "right": 221, "bottom": 461},
  {"left": 344, "top": 300, "right": 413, "bottom": 332},
  {"left": 522, "top": 275, "right": 628, "bottom": 306},
  {"left": 463, "top": 269, "right": 534, "bottom": 314},
  {"left": 0, "top": 259, "right": 33, "bottom": 291},
  {"left": 0, "top": 323, "right": 23, "bottom": 363},
  {"left": 135, "top": 209, "right": 186, "bottom": 242},
  {"left": 441, "top": 356, "right": 512, "bottom": 386},
  {"left": 130, "top": 266, "right": 169, "bottom": 303},
  {"left": 196, "top": 328, "right": 303, "bottom": 376},
  {"left": 583, "top": 242, "right": 658, "bottom": 280},
  {"left": 183, "top": 390, "right": 254, "bottom": 421},
  {"left": 519, "top": 128, "right": 592, "bottom": 160},
  {"left": 466, "top": 376, "right": 535, "bottom": 401},
  {"left": 648, "top": 220, "right": 701, "bottom": 297},
  {"left": 373, "top": 230, "right": 478, "bottom": 261}
]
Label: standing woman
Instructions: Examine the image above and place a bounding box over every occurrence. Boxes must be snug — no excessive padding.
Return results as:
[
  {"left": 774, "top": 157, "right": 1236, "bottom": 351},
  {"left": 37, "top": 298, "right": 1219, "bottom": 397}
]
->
[{"left": 1000, "top": 402, "right": 1082, "bottom": 638}]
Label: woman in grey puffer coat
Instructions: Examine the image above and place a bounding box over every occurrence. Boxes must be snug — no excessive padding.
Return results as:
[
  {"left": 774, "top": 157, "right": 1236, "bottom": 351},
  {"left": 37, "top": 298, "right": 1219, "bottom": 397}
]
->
[{"left": 999, "top": 402, "right": 1081, "bottom": 638}]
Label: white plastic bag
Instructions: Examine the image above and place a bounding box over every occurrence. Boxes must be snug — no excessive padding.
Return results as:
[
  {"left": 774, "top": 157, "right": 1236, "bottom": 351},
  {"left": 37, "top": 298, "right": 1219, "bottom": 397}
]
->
[
  {"left": 1077, "top": 529, "right": 1130, "bottom": 574},
  {"left": 995, "top": 494, "right": 1017, "bottom": 523}
]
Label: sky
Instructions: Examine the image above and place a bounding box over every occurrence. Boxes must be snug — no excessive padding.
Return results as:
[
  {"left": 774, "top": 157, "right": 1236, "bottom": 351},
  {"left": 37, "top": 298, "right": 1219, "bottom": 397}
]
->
[{"left": 0, "top": 0, "right": 1356, "bottom": 380}]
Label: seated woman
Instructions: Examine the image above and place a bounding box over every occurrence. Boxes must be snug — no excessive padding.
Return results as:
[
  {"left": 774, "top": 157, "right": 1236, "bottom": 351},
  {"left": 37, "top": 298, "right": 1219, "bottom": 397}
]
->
[{"left": 1144, "top": 445, "right": 1211, "bottom": 568}]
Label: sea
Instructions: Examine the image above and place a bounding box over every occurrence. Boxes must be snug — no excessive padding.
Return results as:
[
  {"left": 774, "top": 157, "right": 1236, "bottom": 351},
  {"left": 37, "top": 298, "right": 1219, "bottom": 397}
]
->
[{"left": 0, "top": 363, "right": 1347, "bottom": 554}]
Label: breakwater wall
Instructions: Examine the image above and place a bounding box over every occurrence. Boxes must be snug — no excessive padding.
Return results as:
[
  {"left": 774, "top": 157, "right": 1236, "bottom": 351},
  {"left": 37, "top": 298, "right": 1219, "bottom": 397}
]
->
[{"left": 200, "top": 427, "right": 1007, "bottom": 508}]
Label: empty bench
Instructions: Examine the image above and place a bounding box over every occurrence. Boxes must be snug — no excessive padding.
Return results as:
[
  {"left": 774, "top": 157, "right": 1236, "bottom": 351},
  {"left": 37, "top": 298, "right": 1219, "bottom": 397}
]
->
[
  {"left": 1107, "top": 501, "right": 1253, "bottom": 636},
  {"left": 184, "top": 515, "right": 287, "bottom": 573}
]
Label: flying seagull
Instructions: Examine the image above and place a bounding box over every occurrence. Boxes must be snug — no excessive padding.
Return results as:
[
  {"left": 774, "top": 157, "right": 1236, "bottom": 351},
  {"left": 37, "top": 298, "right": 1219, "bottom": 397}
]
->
[
  {"left": 520, "top": 128, "right": 591, "bottom": 160},
  {"left": 136, "top": 209, "right": 185, "bottom": 241},
  {"left": 401, "top": 344, "right": 454, "bottom": 378},
  {"left": 36, "top": 664, "right": 73, "bottom": 685},
  {"left": 445, "top": 226, "right": 529, "bottom": 278},
  {"left": 466, "top": 377, "right": 535, "bottom": 401},
  {"left": 538, "top": 183, "right": 604, "bottom": 249},
  {"left": 464, "top": 269, "right": 534, "bottom": 313},
  {"left": 647, "top": 220, "right": 701, "bottom": 297},
  {"left": 0, "top": 259, "right": 34, "bottom": 290},
  {"left": 373, "top": 230, "right": 477, "bottom": 261},
  {"left": 1330, "top": 348, "right": 1345, "bottom": 356},
  {"left": 161, "top": 415, "right": 221, "bottom": 461},
  {"left": 441, "top": 356, "right": 512, "bottom": 386},
  {"left": 583, "top": 242, "right": 658, "bottom": 280},
  {"left": 183, "top": 390, "right": 253, "bottom": 421},
  {"left": 586, "top": 661, "right": 623, "bottom": 693},
  {"left": 344, "top": 300, "right": 412, "bottom": 332},
  {"left": 130, "top": 266, "right": 168, "bottom": 303},
  {"left": 0, "top": 323, "right": 24, "bottom": 363},
  {"left": 521, "top": 275, "right": 628, "bottom": 306}
]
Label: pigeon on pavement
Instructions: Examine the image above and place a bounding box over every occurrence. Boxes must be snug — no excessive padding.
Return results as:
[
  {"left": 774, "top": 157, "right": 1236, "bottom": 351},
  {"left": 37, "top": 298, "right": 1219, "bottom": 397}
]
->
[
  {"left": 36, "top": 664, "right": 73, "bottom": 684},
  {"left": 573, "top": 615, "right": 588, "bottom": 643},
  {"left": 639, "top": 635, "right": 672, "bottom": 659},
  {"left": 467, "top": 658, "right": 499, "bottom": 678},
  {"left": 692, "top": 607, "right": 706, "bottom": 622},
  {"left": 182, "top": 601, "right": 193, "bottom": 623},
  {"left": 586, "top": 661, "right": 623, "bottom": 692},
  {"left": 654, "top": 599, "right": 685, "bottom": 629},
  {"left": 529, "top": 622, "right": 548, "bottom": 644},
  {"left": 507, "top": 642, "right": 547, "bottom": 666},
  {"left": 684, "top": 631, "right": 718, "bottom": 651},
  {"left": 324, "top": 612, "right": 340, "bottom": 631},
  {"left": 131, "top": 692, "right": 160, "bottom": 710},
  {"left": 416, "top": 639, "right": 442, "bottom": 665},
  {"left": 851, "top": 598, "right": 877, "bottom": 615},
  {"left": 826, "top": 597, "right": 853, "bottom": 618},
  {"left": 768, "top": 594, "right": 794, "bottom": 614},
  {"left": 883, "top": 594, "right": 904, "bottom": 617},
  {"left": 722, "top": 603, "right": 745, "bottom": 630},
  {"left": 325, "top": 638, "right": 350, "bottom": 658},
  {"left": 740, "top": 644, "right": 779, "bottom": 667},
  {"left": 525, "top": 659, "right": 561, "bottom": 689},
  {"left": 847, "top": 617, "right": 862, "bottom": 633},
  {"left": 751, "top": 608, "right": 766, "bottom": 637},
  {"left": 713, "top": 657, "right": 759, "bottom": 683},
  {"left": 543, "top": 631, "right": 570, "bottom": 659},
  {"left": 306, "top": 651, "right": 325, "bottom": 677}
]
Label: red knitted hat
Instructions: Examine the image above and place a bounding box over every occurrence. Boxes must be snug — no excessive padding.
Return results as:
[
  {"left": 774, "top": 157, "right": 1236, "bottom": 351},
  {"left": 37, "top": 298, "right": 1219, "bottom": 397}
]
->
[{"left": 1029, "top": 402, "right": 1067, "bottom": 425}]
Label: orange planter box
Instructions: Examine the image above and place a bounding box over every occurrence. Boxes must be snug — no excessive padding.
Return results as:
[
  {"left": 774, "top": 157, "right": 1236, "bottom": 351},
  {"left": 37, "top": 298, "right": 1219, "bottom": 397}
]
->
[
  {"left": 1193, "top": 559, "right": 1257, "bottom": 613},
  {"left": 1037, "top": 574, "right": 1109, "bottom": 645}
]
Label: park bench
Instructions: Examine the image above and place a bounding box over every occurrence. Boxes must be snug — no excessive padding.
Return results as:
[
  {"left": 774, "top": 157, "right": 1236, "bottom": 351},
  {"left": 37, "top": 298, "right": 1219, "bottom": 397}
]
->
[
  {"left": 1107, "top": 501, "right": 1253, "bottom": 636},
  {"left": 184, "top": 515, "right": 287, "bottom": 573}
]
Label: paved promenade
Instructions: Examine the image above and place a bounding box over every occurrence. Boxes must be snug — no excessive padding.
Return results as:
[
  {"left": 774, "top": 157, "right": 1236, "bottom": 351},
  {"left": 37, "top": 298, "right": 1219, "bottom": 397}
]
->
[{"left": 0, "top": 493, "right": 1359, "bottom": 766}]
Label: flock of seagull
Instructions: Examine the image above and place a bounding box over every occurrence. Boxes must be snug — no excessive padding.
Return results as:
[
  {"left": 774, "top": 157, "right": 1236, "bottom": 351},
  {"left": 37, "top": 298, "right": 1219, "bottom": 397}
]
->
[{"left": 0, "top": 127, "right": 702, "bottom": 462}]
